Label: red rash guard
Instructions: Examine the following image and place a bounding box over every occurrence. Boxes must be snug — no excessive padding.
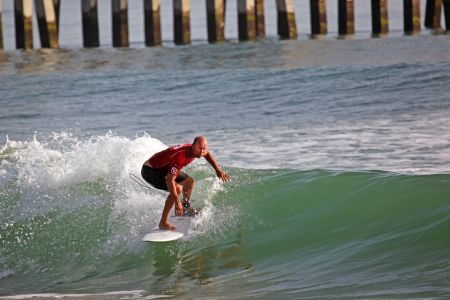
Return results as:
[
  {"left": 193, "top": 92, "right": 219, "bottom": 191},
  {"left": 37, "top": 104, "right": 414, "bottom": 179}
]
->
[{"left": 147, "top": 144, "right": 195, "bottom": 176}]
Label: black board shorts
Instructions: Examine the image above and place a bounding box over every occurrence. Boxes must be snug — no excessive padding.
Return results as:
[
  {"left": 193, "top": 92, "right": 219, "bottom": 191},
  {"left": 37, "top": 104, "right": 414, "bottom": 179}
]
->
[{"left": 141, "top": 164, "right": 188, "bottom": 191}]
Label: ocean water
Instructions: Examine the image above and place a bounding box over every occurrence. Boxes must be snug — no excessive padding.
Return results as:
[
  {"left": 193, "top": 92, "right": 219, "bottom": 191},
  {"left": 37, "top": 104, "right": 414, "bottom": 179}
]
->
[{"left": 1, "top": 2, "right": 450, "bottom": 299}]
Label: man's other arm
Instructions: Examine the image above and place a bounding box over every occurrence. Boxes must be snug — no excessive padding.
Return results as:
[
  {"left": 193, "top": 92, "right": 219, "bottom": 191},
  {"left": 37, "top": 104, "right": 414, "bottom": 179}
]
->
[{"left": 204, "top": 151, "right": 230, "bottom": 182}]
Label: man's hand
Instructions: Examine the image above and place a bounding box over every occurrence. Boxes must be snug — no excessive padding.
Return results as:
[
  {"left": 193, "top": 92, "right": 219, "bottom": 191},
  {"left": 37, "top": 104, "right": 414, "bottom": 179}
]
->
[
  {"left": 216, "top": 169, "right": 231, "bottom": 182},
  {"left": 175, "top": 202, "right": 184, "bottom": 216},
  {"left": 205, "top": 151, "right": 231, "bottom": 182}
]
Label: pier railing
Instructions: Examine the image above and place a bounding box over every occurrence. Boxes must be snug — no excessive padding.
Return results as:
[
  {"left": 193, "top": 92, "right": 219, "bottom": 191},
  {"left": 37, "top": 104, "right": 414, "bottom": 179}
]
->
[{"left": 1, "top": 0, "right": 449, "bottom": 50}]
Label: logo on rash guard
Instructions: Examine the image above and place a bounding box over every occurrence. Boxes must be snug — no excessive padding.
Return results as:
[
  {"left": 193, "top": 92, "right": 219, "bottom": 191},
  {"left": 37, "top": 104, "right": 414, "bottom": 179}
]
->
[{"left": 170, "top": 167, "right": 178, "bottom": 175}]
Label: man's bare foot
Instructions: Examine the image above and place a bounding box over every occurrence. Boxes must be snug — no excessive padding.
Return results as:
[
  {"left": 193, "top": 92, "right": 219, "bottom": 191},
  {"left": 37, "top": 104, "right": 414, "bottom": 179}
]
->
[{"left": 159, "top": 222, "right": 176, "bottom": 231}]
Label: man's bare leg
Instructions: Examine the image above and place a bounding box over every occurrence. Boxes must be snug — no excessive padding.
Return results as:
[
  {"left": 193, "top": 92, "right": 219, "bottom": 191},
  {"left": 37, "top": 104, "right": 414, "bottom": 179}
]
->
[
  {"left": 159, "top": 185, "right": 182, "bottom": 230},
  {"left": 180, "top": 177, "right": 195, "bottom": 214}
]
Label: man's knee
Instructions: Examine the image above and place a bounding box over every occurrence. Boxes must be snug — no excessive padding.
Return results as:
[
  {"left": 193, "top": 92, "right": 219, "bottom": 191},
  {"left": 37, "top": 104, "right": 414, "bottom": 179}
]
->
[
  {"left": 186, "top": 176, "right": 195, "bottom": 188},
  {"left": 182, "top": 176, "right": 194, "bottom": 189}
]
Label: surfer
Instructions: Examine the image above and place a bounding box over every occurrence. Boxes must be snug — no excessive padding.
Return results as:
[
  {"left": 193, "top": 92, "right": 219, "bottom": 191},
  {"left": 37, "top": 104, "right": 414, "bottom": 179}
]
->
[{"left": 141, "top": 136, "right": 230, "bottom": 230}]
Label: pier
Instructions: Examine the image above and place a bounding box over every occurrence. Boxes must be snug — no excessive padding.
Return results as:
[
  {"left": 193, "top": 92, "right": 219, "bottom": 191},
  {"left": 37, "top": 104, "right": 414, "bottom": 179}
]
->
[{"left": 0, "top": 0, "right": 449, "bottom": 50}]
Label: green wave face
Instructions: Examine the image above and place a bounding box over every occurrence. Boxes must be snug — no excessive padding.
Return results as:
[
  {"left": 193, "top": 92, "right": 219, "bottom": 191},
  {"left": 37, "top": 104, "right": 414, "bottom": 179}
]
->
[
  {"left": 206, "top": 169, "right": 450, "bottom": 297},
  {"left": 1, "top": 166, "right": 449, "bottom": 298}
]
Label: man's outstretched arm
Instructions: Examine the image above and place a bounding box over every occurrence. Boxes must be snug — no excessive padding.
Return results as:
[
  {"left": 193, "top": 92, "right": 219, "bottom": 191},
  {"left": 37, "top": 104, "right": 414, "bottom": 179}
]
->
[{"left": 204, "top": 151, "right": 230, "bottom": 182}]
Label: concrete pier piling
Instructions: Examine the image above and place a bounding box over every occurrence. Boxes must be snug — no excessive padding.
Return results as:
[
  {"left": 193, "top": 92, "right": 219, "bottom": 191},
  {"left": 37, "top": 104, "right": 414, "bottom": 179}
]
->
[
  {"left": 144, "top": 0, "right": 161, "bottom": 46},
  {"left": 310, "top": 0, "right": 327, "bottom": 35},
  {"left": 404, "top": 0, "right": 421, "bottom": 34},
  {"left": 445, "top": 0, "right": 450, "bottom": 30},
  {"left": 174, "top": 0, "right": 190, "bottom": 45},
  {"left": 338, "top": 0, "right": 354, "bottom": 36},
  {"left": 371, "top": 0, "right": 389, "bottom": 36},
  {"left": 276, "top": 0, "right": 297, "bottom": 39},
  {"left": 14, "top": 0, "right": 33, "bottom": 49},
  {"left": 53, "top": 0, "right": 59, "bottom": 36},
  {"left": 112, "top": 0, "right": 129, "bottom": 47},
  {"left": 425, "top": 0, "right": 442, "bottom": 29},
  {"left": 0, "top": 0, "right": 3, "bottom": 49},
  {"left": 81, "top": 0, "right": 99, "bottom": 47},
  {"left": 35, "top": 0, "right": 59, "bottom": 48},
  {"left": 206, "top": 0, "right": 225, "bottom": 43},
  {"left": 238, "top": 0, "right": 256, "bottom": 41},
  {"left": 2, "top": 0, "right": 448, "bottom": 50},
  {"left": 255, "top": 0, "right": 265, "bottom": 37}
]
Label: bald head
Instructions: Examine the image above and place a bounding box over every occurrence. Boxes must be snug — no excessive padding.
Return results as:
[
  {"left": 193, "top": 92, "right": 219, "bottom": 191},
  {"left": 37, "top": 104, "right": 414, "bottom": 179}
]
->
[
  {"left": 193, "top": 136, "right": 207, "bottom": 146},
  {"left": 191, "top": 136, "right": 208, "bottom": 158}
]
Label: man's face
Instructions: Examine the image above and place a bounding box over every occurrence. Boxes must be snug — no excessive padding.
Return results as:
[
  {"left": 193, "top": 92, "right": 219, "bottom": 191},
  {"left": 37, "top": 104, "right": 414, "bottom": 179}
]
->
[{"left": 191, "top": 140, "right": 207, "bottom": 158}]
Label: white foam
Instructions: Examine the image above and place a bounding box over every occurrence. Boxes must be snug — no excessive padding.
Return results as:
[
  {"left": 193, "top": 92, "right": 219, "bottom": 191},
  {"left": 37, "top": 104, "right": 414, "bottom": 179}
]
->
[
  {"left": 0, "top": 290, "right": 171, "bottom": 299},
  {"left": 1, "top": 133, "right": 167, "bottom": 251},
  {"left": 0, "top": 132, "right": 167, "bottom": 189},
  {"left": 185, "top": 174, "right": 239, "bottom": 240},
  {"left": 0, "top": 270, "right": 14, "bottom": 280}
]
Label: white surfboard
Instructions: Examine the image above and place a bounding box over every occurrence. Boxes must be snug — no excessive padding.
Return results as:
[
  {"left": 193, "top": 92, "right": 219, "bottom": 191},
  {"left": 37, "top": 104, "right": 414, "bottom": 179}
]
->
[
  {"left": 142, "top": 230, "right": 184, "bottom": 242},
  {"left": 142, "top": 214, "right": 195, "bottom": 242}
]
